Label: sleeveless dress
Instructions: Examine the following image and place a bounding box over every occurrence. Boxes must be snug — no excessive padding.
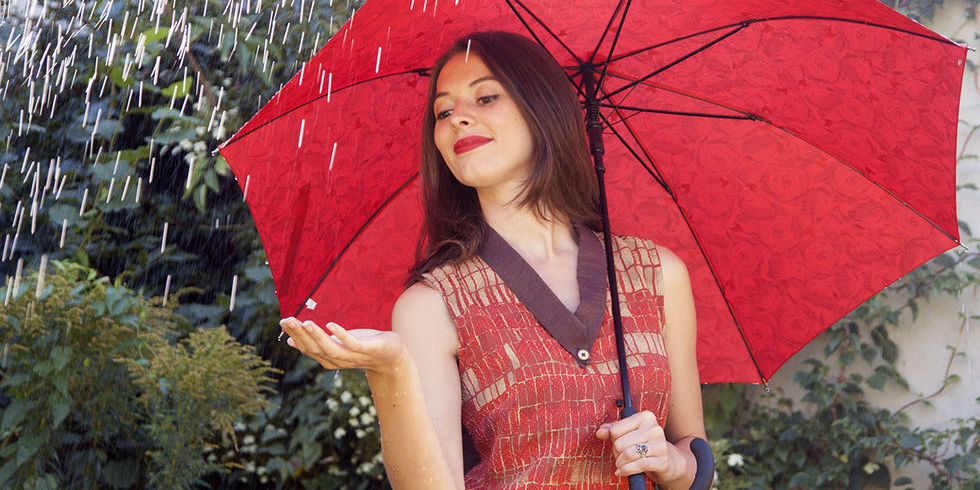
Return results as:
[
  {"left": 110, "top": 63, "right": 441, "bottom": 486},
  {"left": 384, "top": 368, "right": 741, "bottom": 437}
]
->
[{"left": 423, "top": 228, "right": 671, "bottom": 489}]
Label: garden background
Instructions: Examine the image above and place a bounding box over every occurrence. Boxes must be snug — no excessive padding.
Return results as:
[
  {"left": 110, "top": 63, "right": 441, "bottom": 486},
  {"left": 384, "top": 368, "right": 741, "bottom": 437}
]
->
[{"left": 0, "top": 0, "right": 977, "bottom": 488}]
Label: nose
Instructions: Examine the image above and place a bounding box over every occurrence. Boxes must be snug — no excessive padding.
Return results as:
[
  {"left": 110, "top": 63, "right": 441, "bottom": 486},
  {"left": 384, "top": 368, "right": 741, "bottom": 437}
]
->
[{"left": 449, "top": 102, "right": 474, "bottom": 127}]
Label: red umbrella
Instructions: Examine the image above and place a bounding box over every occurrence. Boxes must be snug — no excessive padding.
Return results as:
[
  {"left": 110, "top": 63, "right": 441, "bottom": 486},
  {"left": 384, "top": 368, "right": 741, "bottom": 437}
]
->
[{"left": 218, "top": 0, "right": 965, "bottom": 385}]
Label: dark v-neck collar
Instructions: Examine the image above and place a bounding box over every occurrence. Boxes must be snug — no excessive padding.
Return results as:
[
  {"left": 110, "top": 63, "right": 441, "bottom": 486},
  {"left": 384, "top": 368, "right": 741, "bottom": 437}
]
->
[{"left": 478, "top": 224, "right": 608, "bottom": 367}]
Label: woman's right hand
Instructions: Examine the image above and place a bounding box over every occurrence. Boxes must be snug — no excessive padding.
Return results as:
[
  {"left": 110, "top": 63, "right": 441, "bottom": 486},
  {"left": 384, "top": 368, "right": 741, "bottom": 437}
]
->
[{"left": 279, "top": 318, "right": 407, "bottom": 376}]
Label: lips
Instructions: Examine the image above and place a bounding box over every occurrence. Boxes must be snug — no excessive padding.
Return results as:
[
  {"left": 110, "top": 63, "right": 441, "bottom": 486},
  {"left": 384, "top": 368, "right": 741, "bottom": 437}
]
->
[{"left": 453, "top": 135, "right": 493, "bottom": 154}]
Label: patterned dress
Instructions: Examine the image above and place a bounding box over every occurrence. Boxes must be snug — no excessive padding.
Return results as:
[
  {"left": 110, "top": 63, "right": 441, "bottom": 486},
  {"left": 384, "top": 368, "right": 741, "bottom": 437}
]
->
[{"left": 423, "top": 227, "right": 671, "bottom": 489}]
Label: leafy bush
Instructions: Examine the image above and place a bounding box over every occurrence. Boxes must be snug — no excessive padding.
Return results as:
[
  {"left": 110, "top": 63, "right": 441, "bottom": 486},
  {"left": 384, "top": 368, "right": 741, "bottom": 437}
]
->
[{"left": 0, "top": 261, "right": 278, "bottom": 488}]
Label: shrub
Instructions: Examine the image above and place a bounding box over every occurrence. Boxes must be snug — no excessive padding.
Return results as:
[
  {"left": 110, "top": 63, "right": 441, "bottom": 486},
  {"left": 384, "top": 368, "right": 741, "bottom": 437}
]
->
[{"left": 0, "top": 260, "right": 279, "bottom": 488}]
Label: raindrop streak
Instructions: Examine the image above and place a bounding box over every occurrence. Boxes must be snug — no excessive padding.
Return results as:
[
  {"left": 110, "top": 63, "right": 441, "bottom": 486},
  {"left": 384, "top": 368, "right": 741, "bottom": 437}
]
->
[
  {"left": 79, "top": 187, "right": 88, "bottom": 215},
  {"left": 162, "top": 274, "right": 171, "bottom": 306},
  {"left": 329, "top": 142, "right": 337, "bottom": 171},
  {"left": 242, "top": 174, "right": 250, "bottom": 201},
  {"left": 59, "top": 219, "right": 67, "bottom": 248},
  {"left": 160, "top": 221, "right": 168, "bottom": 253},
  {"left": 121, "top": 175, "right": 131, "bottom": 201},
  {"left": 298, "top": 119, "right": 305, "bottom": 148},
  {"left": 185, "top": 158, "right": 194, "bottom": 190},
  {"left": 229, "top": 274, "right": 238, "bottom": 312},
  {"left": 3, "top": 277, "right": 11, "bottom": 307},
  {"left": 35, "top": 254, "right": 48, "bottom": 299},
  {"left": 0, "top": 163, "right": 7, "bottom": 190},
  {"left": 12, "top": 258, "right": 23, "bottom": 298}
]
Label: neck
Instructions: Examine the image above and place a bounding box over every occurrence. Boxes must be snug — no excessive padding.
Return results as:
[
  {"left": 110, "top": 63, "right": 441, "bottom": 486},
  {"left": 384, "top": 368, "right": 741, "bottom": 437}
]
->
[{"left": 479, "top": 190, "right": 574, "bottom": 262}]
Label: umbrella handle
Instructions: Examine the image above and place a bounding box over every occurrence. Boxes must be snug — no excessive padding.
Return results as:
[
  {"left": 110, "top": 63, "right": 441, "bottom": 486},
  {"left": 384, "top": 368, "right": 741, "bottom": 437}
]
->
[
  {"left": 689, "top": 437, "right": 715, "bottom": 490},
  {"left": 620, "top": 408, "right": 715, "bottom": 490}
]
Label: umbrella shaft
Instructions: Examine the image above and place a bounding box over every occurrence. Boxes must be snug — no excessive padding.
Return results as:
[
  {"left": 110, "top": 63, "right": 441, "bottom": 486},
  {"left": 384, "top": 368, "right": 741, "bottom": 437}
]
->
[{"left": 583, "top": 64, "right": 635, "bottom": 412}]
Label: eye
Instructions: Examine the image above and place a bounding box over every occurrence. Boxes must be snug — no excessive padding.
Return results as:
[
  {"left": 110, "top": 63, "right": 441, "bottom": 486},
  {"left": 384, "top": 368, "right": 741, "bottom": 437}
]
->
[
  {"left": 477, "top": 94, "right": 499, "bottom": 105},
  {"left": 435, "top": 108, "right": 452, "bottom": 120}
]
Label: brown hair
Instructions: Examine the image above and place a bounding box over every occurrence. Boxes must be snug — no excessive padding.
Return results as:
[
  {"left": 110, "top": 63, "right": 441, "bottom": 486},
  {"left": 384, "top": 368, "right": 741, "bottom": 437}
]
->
[{"left": 406, "top": 31, "right": 601, "bottom": 286}]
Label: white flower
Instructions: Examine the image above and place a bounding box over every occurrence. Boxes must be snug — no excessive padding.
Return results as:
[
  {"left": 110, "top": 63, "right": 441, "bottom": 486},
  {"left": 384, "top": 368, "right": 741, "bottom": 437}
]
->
[
  {"left": 350, "top": 406, "right": 361, "bottom": 417},
  {"left": 348, "top": 417, "right": 360, "bottom": 427},
  {"left": 242, "top": 435, "right": 255, "bottom": 445},
  {"left": 355, "top": 429, "right": 366, "bottom": 438},
  {"left": 359, "top": 412, "right": 374, "bottom": 425},
  {"left": 863, "top": 462, "right": 880, "bottom": 474},
  {"left": 326, "top": 399, "right": 339, "bottom": 410},
  {"left": 340, "top": 391, "right": 353, "bottom": 403},
  {"left": 179, "top": 139, "right": 194, "bottom": 151},
  {"left": 359, "top": 396, "right": 372, "bottom": 406},
  {"left": 233, "top": 422, "right": 246, "bottom": 432},
  {"left": 195, "top": 126, "right": 206, "bottom": 136},
  {"left": 726, "top": 453, "right": 744, "bottom": 468},
  {"left": 193, "top": 141, "right": 207, "bottom": 153},
  {"left": 334, "top": 427, "right": 347, "bottom": 438},
  {"left": 368, "top": 405, "right": 377, "bottom": 416}
]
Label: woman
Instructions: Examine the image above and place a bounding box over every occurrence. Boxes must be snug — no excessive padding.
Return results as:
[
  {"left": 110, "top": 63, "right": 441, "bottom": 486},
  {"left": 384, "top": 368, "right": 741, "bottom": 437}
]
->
[{"left": 280, "top": 31, "right": 706, "bottom": 489}]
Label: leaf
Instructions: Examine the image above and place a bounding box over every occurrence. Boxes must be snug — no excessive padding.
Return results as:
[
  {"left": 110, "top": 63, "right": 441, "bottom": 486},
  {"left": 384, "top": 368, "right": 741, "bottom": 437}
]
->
[
  {"left": 2, "top": 398, "right": 34, "bottom": 430},
  {"left": 16, "top": 433, "right": 42, "bottom": 466},
  {"left": 142, "top": 27, "right": 170, "bottom": 45},
  {"left": 51, "top": 345, "right": 72, "bottom": 371},
  {"left": 193, "top": 184, "right": 207, "bottom": 212},
  {"left": 894, "top": 477, "right": 913, "bottom": 485},
  {"left": 1, "top": 374, "right": 30, "bottom": 388},
  {"left": 103, "top": 459, "right": 139, "bottom": 488},
  {"left": 162, "top": 76, "right": 194, "bottom": 99},
  {"left": 48, "top": 392, "right": 71, "bottom": 428},
  {"left": 958, "top": 220, "right": 972, "bottom": 236}
]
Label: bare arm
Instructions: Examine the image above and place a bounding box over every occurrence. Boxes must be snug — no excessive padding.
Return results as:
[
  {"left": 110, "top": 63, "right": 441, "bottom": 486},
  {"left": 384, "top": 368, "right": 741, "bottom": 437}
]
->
[
  {"left": 383, "top": 283, "right": 465, "bottom": 489},
  {"left": 279, "top": 282, "right": 463, "bottom": 490},
  {"left": 657, "top": 245, "right": 706, "bottom": 489}
]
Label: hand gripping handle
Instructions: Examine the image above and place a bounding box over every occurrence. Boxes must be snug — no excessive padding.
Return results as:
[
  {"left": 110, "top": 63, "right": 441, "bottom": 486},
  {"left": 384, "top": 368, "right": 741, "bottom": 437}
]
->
[{"left": 620, "top": 407, "right": 715, "bottom": 490}]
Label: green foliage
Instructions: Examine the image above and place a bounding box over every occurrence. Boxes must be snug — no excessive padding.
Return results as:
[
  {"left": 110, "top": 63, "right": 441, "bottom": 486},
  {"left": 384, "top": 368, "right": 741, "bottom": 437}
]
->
[
  {"left": 0, "top": 261, "right": 278, "bottom": 488},
  {"left": 209, "top": 368, "right": 387, "bottom": 489}
]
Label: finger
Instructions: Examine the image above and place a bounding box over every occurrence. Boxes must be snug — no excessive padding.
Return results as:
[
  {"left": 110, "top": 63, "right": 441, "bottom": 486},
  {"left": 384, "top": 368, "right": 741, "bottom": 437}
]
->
[
  {"left": 324, "top": 322, "right": 363, "bottom": 351},
  {"left": 607, "top": 412, "right": 649, "bottom": 440},
  {"left": 616, "top": 439, "right": 670, "bottom": 477},
  {"left": 612, "top": 423, "right": 666, "bottom": 456}
]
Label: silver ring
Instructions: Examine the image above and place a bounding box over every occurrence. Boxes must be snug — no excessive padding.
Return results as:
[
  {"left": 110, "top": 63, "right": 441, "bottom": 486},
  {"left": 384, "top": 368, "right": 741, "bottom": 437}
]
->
[{"left": 634, "top": 443, "right": 649, "bottom": 458}]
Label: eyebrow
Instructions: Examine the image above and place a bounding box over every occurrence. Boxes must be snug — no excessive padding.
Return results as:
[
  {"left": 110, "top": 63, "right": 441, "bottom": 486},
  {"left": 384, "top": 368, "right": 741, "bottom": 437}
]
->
[{"left": 434, "top": 75, "right": 498, "bottom": 99}]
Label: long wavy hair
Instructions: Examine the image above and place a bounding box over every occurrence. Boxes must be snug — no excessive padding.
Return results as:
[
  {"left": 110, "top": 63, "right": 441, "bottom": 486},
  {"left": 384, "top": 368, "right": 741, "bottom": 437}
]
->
[{"left": 406, "top": 31, "right": 601, "bottom": 287}]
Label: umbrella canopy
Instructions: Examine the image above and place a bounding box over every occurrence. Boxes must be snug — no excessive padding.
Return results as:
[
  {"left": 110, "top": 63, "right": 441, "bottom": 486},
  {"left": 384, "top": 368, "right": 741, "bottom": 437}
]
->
[{"left": 218, "top": 0, "right": 965, "bottom": 384}]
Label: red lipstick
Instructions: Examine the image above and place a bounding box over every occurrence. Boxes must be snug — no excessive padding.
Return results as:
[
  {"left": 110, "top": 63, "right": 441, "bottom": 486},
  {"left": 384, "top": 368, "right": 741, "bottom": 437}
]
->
[{"left": 453, "top": 136, "right": 492, "bottom": 154}]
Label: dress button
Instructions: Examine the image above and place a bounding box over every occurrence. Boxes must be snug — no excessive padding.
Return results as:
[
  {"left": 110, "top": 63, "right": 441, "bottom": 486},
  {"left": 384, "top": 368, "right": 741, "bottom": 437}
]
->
[{"left": 577, "top": 349, "right": 590, "bottom": 361}]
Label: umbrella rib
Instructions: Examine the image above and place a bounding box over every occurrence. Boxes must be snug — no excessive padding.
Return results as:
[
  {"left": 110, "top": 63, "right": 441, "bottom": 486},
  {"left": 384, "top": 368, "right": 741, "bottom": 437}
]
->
[
  {"left": 220, "top": 68, "right": 430, "bottom": 148},
  {"left": 586, "top": 0, "right": 629, "bottom": 66},
  {"left": 599, "top": 103, "right": 754, "bottom": 120},
  {"left": 604, "top": 15, "right": 960, "bottom": 67},
  {"left": 593, "top": 0, "right": 633, "bottom": 92},
  {"left": 598, "top": 95, "right": 770, "bottom": 385},
  {"left": 603, "top": 24, "right": 747, "bottom": 101},
  {"left": 597, "top": 111, "right": 670, "bottom": 195},
  {"left": 292, "top": 172, "right": 420, "bottom": 318},
  {"left": 504, "top": 0, "right": 584, "bottom": 66}
]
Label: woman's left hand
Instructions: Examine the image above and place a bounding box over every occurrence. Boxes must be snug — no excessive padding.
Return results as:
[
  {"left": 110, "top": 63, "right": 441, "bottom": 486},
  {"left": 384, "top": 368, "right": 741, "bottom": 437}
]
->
[{"left": 595, "top": 410, "right": 686, "bottom": 483}]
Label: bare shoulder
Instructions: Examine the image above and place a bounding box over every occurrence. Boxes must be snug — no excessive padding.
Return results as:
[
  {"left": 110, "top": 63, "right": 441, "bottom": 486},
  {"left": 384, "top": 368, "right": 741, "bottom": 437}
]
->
[
  {"left": 653, "top": 243, "right": 691, "bottom": 289},
  {"left": 392, "top": 282, "right": 458, "bottom": 356}
]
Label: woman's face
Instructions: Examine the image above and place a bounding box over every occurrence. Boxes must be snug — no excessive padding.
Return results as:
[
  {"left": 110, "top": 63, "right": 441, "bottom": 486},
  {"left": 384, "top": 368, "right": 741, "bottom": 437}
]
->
[{"left": 432, "top": 53, "right": 535, "bottom": 197}]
